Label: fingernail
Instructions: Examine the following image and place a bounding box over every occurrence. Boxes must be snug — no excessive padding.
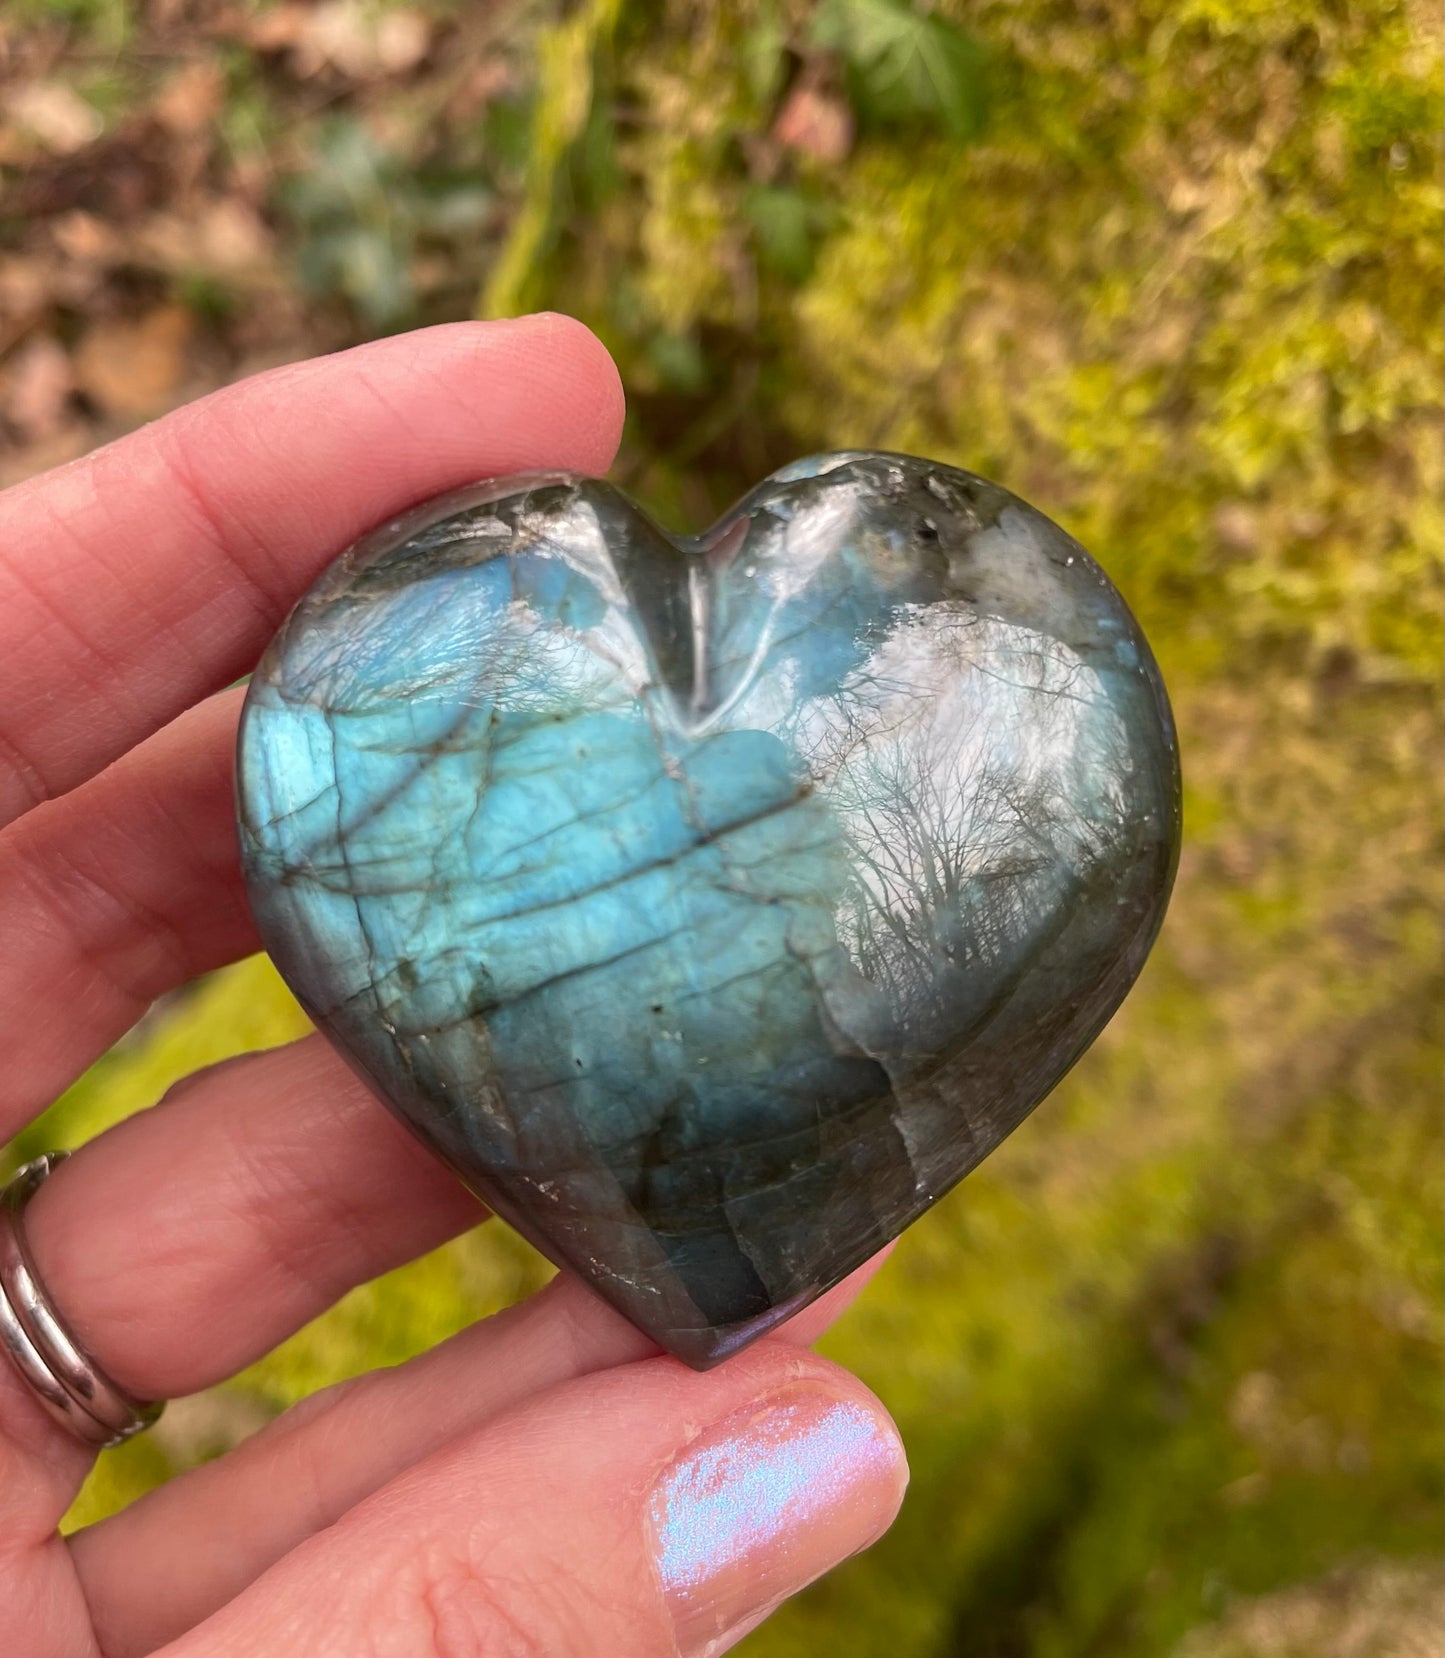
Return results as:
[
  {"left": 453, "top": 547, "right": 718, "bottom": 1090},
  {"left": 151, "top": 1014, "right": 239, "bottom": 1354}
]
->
[{"left": 649, "top": 1385, "right": 908, "bottom": 1657}]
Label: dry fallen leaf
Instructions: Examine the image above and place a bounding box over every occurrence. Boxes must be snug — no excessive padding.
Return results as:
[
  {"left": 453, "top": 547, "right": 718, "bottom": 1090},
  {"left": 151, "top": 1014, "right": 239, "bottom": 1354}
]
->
[
  {"left": 375, "top": 11, "right": 431, "bottom": 74},
  {"left": 2, "top": 334, "right": 73, "bottom": 440},
  {"left": 50, "top": 210, "right": 123, "bottom": 265},
  {"left": 247, "top": 1, "right": 429, "bottom": 79},
  {"left": 243, "top": 4, "right": 310, "bottom": 54},
  {"left": 137, "top": 198, "right": 274, "bottom": 279},
  {"left": 773, "top": 84, "right": 853, "bottom": 164},
  {"left": 6, "top": 82, "right": 101, "bottom": 155},
  {"left": 153, "top": 62, "right": 225, "bottom": 135},
  {"left": 0, "top": 258, "right": 51, "bottom": 332},
  {"left": 73, "top": 305, "right": 193, "bottom": 419}
]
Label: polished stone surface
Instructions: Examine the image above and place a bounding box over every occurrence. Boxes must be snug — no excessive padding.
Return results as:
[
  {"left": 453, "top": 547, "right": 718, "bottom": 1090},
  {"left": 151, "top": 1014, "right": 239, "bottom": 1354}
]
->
[{"left": 237, "top": 453, "right": 1180, "bottom": 1366}]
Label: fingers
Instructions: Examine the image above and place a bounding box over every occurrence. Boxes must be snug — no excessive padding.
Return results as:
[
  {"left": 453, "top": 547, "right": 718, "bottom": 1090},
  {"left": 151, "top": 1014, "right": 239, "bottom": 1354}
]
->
[
  {"left": 163, "top": 1344, "right": 907, "bottom": 1658},
  {"left": 70, "top": 1253, "right": 890, "bottom": 1656},
  {"left": 0, "top": 316, "right": 624, "bottom": 829},
  {"left": 33, "top": 1038, "right": 481, "bottom": 1400},
  {"left": 2, "top": 1035, "right": 481, "bottom": 1534},
  {"left": 0, "top": 688, "right": 253, "bottom": 1139}
]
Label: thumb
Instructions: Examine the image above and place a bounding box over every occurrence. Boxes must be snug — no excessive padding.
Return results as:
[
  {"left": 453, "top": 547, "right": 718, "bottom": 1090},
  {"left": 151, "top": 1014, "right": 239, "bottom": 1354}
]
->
[{"left": 167, "top": 1344, "right": 908, "bottom": 1658}]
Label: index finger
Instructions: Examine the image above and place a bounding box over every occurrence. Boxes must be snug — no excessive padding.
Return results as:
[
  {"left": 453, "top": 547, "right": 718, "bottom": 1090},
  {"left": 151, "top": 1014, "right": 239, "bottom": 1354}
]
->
[{"left": 0, "top": 316, "right": 624, "bottom": 830}]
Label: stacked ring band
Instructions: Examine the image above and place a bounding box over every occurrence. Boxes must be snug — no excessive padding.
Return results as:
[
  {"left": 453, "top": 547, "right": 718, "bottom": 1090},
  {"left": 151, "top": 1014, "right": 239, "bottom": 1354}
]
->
[{"left": 0, "top": 1153, "right": 164, "bottom": 1448}]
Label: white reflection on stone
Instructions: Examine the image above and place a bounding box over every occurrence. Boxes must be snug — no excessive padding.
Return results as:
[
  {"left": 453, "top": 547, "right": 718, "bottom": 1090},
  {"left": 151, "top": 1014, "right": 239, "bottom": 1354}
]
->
[{"left": 790, "top": 605, "right": 1131, "bottom": 1048}]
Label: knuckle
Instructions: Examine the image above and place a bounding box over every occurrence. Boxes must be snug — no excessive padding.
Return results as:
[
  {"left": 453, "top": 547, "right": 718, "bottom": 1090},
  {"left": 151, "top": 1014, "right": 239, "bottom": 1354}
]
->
[
  {"left": 374, "top": 1533, "right": 640, "bottom": 1658},
  {"left": 10, "top": 814, "right": 196, "bottom": 1010}
]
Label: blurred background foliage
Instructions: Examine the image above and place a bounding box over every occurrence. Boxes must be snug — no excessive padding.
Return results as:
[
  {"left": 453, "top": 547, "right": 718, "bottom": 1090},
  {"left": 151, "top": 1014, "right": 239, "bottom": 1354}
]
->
[{"left": 0, "top": 1, "right": 1440, "bottom": 1653}]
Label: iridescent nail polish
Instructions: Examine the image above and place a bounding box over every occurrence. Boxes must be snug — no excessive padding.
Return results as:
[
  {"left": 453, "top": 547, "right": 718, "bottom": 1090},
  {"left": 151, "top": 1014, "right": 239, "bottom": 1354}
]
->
[{"left": 649, "top": 1386, "right": 907, "bottom": 1657}]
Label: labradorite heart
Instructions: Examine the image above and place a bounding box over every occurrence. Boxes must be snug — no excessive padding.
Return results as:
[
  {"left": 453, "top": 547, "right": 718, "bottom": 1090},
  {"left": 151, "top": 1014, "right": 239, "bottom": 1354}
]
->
[{"left": 237, "top": 452, "right": 1180, "bottom": 1366}]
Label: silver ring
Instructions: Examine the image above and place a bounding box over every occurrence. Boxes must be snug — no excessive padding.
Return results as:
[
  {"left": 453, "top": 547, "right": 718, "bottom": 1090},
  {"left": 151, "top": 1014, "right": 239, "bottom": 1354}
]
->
[{"left": 0, "top": 1153, "right": 164, "bottom": 1449}]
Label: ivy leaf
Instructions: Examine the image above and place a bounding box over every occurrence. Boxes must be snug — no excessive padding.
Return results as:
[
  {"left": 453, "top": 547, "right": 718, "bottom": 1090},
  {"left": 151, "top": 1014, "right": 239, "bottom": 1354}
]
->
[
  {"left": 745, "top": 184, "right": 834, "bottom": 281},
  {"left": 278, "top": 119, "right": 416, "bottom": 325},
  {"left": 812, "top": 0, "right": 987, "bottom": 143}
]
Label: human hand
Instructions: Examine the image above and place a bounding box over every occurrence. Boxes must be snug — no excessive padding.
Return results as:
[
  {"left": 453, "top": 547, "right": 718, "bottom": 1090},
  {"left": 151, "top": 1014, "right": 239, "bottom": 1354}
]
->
[{"left": 0, "top": 318, "right": 906, "bottom": 1658}]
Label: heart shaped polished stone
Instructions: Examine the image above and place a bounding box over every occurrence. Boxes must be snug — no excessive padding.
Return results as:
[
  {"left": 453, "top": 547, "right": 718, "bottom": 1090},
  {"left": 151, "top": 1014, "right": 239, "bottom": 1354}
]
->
[{"left": 237, "top": 452, "right": 1180, "bottom": 1366}]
